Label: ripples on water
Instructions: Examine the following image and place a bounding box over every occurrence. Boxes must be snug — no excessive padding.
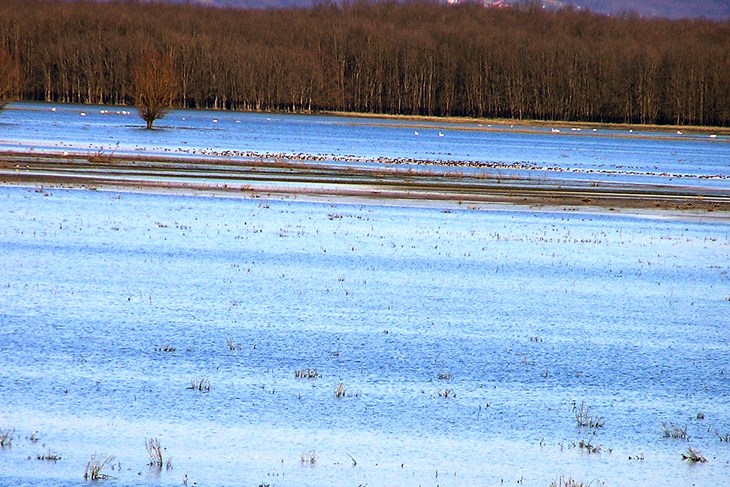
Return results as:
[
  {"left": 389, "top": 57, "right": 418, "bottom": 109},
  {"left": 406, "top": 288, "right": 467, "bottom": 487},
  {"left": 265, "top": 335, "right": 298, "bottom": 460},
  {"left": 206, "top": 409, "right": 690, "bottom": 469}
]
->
[
  {"left": 1, "top": 185, "right": 729, "bottom": 486},
  {"left": 2, "top": 102, "right": 730, "bottom": 189}
]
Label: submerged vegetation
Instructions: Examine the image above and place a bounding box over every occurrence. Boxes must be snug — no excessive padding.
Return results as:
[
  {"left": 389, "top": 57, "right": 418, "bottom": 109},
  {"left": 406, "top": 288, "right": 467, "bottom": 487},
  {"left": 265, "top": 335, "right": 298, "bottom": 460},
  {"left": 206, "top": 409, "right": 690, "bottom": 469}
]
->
[
  {"left": 682, "top": 447, "right": 708, "bottom": 464},
  {"left": 0, "top": 430, "right": 13, "bottom": 448},
  {"left": 549, "top": 477, "right": 590, "bottom": 487},
  {"left": 187, "top": 377, "right": 211, "bottom": 392},
  {"left": 0, "top": 0, "right": 729, "bottom": 126},
  {"left": 572, "top": 401, "right": 605, "bottom": 429},
  {"left": 83, "top": 453, "right": 116, "bottom": 481},
  {"left": 146, "top": 437, "right": 172, "bottom": 469},
  {"left": 1, "top": 183, "right": 728, "bottom": 485},
  {"left": 295, "top": 368, "right": 321, "bottom": 379},
  {"left": 300, "top": 451, "right": 317, "bottom": 466},
  {"left": 36, "top": 449, "right": 62, "bottom": 461},
  {"left": 662, "top": 422, "right": 688, "bottom": 440},
  {"left": 335, "top": 382, "right": 346, "bottom": 398}
]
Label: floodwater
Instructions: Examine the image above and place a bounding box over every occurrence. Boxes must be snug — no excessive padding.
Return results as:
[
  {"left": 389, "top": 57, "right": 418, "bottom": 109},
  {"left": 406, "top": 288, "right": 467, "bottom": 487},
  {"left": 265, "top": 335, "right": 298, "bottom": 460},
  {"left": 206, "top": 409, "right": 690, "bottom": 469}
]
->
[
  {"left": 1, "top": 103, "right": 729, "bottom": 486},
  {"left": 1, "top": 102, "right": 730, "bottom": 189}
]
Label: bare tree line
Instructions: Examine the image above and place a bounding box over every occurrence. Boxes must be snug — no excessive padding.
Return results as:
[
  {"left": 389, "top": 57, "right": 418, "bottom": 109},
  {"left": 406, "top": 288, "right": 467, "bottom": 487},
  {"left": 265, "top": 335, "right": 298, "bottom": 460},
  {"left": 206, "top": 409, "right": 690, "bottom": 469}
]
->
[{"left": 1, "top": 0, "right": 729, "bottom": 126}]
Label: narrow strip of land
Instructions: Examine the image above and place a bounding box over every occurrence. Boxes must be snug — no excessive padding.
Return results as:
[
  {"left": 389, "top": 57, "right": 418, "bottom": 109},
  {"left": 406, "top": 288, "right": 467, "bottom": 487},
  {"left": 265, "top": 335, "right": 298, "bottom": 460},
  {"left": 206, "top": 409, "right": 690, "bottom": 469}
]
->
[{"left": 1, "top": 151, "right": 729, "bottom": 214}]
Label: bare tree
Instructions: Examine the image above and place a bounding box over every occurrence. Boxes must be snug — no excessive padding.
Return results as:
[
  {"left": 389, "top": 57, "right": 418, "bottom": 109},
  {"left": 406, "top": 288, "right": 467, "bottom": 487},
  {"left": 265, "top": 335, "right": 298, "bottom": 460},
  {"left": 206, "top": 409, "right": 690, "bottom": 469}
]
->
[
  {"left": 1, "top": 0, "right": 730, "bottom": 126},
  {"left": 0, "top": 48, "right": 21, "bottom": 109},
  {"left": 132, "top": 51, "right": 178, "bottom": 129}
]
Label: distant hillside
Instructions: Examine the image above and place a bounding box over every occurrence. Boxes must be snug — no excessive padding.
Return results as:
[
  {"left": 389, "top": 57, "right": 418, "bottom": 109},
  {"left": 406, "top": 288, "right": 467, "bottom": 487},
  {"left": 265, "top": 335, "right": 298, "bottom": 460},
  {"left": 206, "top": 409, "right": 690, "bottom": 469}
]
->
[
  {"left": 567, "top": 0, "right": 730, "bottom": 19},
  {"left": 162, "top": 0, "right": 730, "bottom": 19}
]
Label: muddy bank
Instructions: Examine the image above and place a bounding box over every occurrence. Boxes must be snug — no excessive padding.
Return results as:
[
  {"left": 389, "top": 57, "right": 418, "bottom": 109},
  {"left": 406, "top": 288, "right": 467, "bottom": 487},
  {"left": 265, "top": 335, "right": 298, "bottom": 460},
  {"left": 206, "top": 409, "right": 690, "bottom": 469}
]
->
[{"left": 1, "top": 150, "right": 729, "bottom": 214}]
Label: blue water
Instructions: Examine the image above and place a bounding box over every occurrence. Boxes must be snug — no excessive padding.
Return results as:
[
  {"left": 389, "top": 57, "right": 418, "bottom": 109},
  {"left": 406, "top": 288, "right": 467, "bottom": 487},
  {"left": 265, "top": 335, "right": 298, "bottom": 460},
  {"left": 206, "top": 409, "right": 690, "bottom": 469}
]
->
[
  {"left": 1, "top": 102, "right": 729, "bottom": 189},
  {"left": 1, "top": 180, "right": 729, "bottom": 486}
]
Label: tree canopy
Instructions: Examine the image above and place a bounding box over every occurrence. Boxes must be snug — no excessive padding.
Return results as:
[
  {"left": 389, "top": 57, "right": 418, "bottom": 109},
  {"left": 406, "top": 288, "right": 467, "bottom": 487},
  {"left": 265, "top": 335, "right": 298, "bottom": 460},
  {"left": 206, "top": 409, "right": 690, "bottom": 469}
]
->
[
  {"left": 0, "top": 48, "right": 21, "bottom": 109},
  {"left": 132, "top": 51, "right": 179, "bottom": 129},
  {"left": 1, "top": 0, "right": 729, "bottom": 126}
]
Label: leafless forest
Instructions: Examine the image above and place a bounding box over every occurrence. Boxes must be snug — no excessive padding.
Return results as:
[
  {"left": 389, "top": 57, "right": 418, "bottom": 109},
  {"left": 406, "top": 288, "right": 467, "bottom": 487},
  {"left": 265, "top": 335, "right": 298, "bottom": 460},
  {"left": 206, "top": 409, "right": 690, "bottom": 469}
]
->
[{"left": 1, "top": 0, "right": 729, "bottom": 126}]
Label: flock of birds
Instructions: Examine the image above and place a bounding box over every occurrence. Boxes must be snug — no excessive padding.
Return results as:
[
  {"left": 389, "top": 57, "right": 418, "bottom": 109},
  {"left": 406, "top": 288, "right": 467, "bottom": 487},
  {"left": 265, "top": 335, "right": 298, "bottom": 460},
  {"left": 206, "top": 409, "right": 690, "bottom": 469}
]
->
[{"left": 46, "top": 105, "right": 722, "bottom": 140}]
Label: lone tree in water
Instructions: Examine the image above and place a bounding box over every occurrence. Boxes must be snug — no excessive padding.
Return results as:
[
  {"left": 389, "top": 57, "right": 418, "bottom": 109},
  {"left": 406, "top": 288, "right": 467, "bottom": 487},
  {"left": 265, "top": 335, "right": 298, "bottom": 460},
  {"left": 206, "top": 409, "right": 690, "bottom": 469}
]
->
[
  {"left": 132, "top": 51, "right": 178, "bottom": 129},
  {"left": 0, "top": 48, "right": 21, "bottom": 110}
]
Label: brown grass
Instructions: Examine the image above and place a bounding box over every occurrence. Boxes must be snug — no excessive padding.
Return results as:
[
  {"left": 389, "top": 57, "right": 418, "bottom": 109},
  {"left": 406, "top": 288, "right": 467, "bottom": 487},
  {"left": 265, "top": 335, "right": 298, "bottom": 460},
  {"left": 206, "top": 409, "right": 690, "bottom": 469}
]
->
[
  {"left": 662, "top": 422, "right": 688, "bottom": 439},
  {"left": 37, "top": 448, "right": 62, "bottom": 461},
  {"left": 295, "top": 368, "right": 320, "bottom": 379},
  {"left": 578, "top": 439, "right": 602, "bottom": 454},
  {"left": 682, "top": 447, "right": 707, "bottom": 463},
  {"left": 3, "top": 150, "right": 729, "bottom": 215},
  {"left": 146, "top": 437, "right": 172, "bottom": 469},
  {"left": 549, "top": 477, "right": 587, "bottom": 487},
  {"left": 0, "top": 430, "right": 13, "bottom": 448},
  {"left": 572, "top": 401, "right": 605, "bottom": 429},
  {"left": 83, "top": 453, "right": 115, "bottom": 480}
]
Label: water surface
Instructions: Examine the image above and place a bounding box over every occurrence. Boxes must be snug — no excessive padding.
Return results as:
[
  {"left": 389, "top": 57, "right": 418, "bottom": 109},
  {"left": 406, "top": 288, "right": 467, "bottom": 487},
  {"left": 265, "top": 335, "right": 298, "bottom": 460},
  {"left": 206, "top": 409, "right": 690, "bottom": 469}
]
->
[{"left": 1, "top": 185, "right": 729, "bottom": 486}]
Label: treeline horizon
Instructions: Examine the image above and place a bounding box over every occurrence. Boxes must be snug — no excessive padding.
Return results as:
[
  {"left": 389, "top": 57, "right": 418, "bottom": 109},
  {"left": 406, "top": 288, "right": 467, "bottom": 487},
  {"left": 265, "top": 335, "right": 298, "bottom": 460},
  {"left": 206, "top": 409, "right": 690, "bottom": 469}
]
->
[{"left": 1, "top": 0, "right": 730, "bottom": 126}]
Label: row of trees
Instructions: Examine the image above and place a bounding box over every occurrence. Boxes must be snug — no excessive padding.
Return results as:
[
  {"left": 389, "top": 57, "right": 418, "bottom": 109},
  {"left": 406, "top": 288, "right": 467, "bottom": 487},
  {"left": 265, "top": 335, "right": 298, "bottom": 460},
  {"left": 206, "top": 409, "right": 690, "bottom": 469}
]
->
[{"left": 1, "top": 0, "right": 729, "bottom": 126}]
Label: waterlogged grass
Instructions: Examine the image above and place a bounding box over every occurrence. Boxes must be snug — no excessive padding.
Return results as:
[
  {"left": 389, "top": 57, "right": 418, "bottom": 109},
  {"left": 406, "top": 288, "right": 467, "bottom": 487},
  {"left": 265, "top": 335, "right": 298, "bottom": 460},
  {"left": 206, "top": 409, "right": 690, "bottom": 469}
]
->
[
  {"left": 295, "top": 368, "right": 320, "bottom": 379},
  {"left": 36, "top": 448, "right": 62, "bottom": 461},
  {"left": 0, "top": 431, "right": 13, "bottom": 448},
  {"left": 549, "top": 478, "right": 589, "bottom": 487},
  {"left": 682, "top": 447, "right": 708, "bottom": 464},
  {"left": 187, "top": 377, "right": 211, "bottom": 392},
  {"left": 662, "top": 422, "right": 688, "bottom": 440},
  {"left": 1, "top": 186, "right": 729, "bottom": 486},
  {"left": 573, "top": 401, "right": 605, "bottom": 429},
  {"left": 145, "top": 437, "right": 172, "bottom": 470},
  {"left": 83, "top": 453, "right": 116, "bottom": 481}
]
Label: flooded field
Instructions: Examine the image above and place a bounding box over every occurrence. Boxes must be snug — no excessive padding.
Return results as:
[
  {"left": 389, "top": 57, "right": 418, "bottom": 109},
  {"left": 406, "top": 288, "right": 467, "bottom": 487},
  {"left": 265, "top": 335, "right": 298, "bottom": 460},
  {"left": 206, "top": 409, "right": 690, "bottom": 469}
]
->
[
  {"left": 1, "top": 102, "right": 730, "bottom": 190},
  {"left": 1, "top": 183, "right": 729, "bottom": 486}
]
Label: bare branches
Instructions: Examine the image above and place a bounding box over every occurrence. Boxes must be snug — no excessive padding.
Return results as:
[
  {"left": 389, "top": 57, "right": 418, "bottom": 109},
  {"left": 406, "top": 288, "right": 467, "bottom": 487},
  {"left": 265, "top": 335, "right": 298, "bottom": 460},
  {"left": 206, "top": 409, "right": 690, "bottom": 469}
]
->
[
  {"left": 0, "top": 48, "right": 21, "bottom": 109},
  {"left": 132, "top": 51, "right": 179, "bottom": 129},
  {"left": 2, "top": 0, "right": 730, "bottom": 126}
]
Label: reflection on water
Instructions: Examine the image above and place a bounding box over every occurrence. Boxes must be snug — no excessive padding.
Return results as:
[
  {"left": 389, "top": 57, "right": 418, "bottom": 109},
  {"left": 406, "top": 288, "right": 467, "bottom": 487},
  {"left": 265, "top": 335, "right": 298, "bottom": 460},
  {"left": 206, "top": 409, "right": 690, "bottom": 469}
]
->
[{"left": 1, "top": 186, "right": 728, "bottom": 486}]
